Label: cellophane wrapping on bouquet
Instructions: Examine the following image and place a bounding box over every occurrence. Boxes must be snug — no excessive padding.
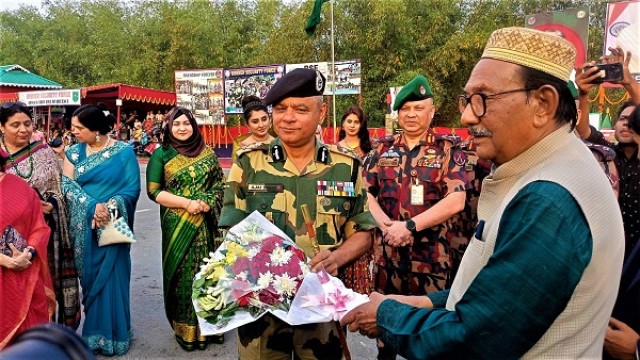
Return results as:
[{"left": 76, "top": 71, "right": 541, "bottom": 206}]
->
[{"left": 192, "top": 211, "right": 368, "bottom": 335}]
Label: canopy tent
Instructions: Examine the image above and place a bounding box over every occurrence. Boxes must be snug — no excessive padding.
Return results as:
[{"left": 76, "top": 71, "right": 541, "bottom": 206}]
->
[
  {"left": 0, "top": 64, "right": 62, "bottom": 103},
  {"left": 81, "top": 83, "right": 177, "bottom": 126}
]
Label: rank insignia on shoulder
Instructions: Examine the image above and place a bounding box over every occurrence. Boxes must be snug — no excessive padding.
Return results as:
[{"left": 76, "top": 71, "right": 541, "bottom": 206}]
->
[
  {"left": 271, "top": 145, "right": 285, "bottom": 161},
  {"left": 316, "top": 146, "right": 329, "bottom": 164}
]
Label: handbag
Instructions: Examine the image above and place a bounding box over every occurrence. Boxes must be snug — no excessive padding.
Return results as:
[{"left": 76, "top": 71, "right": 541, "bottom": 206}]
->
[{"left": 97, "top": 205, "right": 136, "bottom": 247}]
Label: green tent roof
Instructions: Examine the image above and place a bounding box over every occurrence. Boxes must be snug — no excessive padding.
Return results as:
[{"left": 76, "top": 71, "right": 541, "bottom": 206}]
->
[{"left": 0, "top": 65, "right": 61, "bottom": 89}]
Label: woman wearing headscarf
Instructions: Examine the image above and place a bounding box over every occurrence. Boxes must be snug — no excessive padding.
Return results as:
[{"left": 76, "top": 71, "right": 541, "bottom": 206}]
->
[
  {"left": 62, "top": 103, "right": 141, "bottom": 355},
  {"left": 146, "top": 107, "right": 225, "bottom": 350},
  {"left": 0, "top": 101, "right": 81, "bottom": 329}
]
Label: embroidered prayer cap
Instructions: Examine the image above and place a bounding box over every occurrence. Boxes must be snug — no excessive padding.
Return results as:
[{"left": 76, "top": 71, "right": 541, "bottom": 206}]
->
[
  {"left": 392, "top": 75, "right": 433, "bottom": 111},
  {"left": 263, "top": 68, "right": 325, "bottom": 106},
  {"left": 481, "top": 27, "right": 576, "bottom": 82}
]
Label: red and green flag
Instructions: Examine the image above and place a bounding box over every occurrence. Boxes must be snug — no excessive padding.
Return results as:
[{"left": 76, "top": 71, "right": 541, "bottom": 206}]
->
[{"left": 305, "top": 0, "right": 330, "bottom": 36}]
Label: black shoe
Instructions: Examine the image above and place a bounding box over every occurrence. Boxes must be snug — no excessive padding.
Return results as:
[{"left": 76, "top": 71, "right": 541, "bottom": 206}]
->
[{"left": 207, "top": 334, "right": 224, "bottom": 344}]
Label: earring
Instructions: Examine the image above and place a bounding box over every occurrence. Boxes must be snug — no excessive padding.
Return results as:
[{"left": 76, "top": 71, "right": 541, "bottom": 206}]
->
[{"left": 96, "top": 132, "right": 101, "bottom": 142}]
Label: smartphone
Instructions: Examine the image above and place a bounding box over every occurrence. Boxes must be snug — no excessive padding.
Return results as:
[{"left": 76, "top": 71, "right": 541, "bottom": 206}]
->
[{"left": 584, "top": 63, "right": 623, "bottom": 83}]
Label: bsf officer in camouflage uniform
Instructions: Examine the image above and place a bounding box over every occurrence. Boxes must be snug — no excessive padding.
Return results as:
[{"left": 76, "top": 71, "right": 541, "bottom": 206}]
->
[
  {"left": 219, "top": 68, "right": 377, "bottom": 360},
  {"left": 363, "top": 75, "right": 469, "bottom": 360},
  {"left": 447, "top": 136, "right": 491, "bottom": 280}
]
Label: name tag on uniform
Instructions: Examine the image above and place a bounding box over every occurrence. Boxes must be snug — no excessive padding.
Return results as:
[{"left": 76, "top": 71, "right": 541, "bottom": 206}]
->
[
  {"left": 379, "top": 158, "right": 399, "bottom": 167},
  {"left": 248, "top": 183, "right": 284, "bottom": 193},
  {"left": 411, "top": 184, "right": 424, "bottom": 205}
]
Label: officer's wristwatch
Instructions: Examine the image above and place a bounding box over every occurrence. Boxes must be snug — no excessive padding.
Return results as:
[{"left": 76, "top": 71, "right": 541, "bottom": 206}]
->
[{"left": 405, "top": 219, "right": 417, "bottom": 233}]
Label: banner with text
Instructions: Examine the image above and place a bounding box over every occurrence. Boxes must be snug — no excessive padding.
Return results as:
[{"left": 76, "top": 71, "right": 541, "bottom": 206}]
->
[
  {"left": 18, "top": 89, "right": 81, "bottom": 107},
  {"left": 224, "top": 65, "right": 285, "bottom": 114},
  {"left": 175, "top": 69, "right": 225, "bottom": 125}
]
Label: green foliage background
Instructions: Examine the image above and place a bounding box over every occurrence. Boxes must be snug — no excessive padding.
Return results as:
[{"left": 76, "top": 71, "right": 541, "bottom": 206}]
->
[{"left": 0, "top": 0, "right": 618, "bottom": 127}]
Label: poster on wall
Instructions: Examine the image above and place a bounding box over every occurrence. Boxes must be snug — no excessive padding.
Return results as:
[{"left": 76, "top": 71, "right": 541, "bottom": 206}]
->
[
  {"left": 326, "top": 60, "right": 361, "bottom": 95},
  {"left": 286, "top": 62, "right": 331, "bottom": 95},
  {"left": 174, "top": 69, "right": 225, "bottom": 125},
  {"left": 525, "top": 7, "right": 589, "bottom": 69},
  {"left": 604, "top": 0, "right": 640, "bottom": 83},
  {"left": 224, "top": 65, "right": 285, "bottom": 114}
]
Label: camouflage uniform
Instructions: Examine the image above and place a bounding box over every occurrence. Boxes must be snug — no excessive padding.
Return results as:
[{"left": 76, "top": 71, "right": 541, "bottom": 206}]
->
[
  {"left": 220, "top": 138, "right": 377, "bottom": 360},
  {"left": 447, "top": 139, "right": 492, "bottom": 280},
  {"left": 363, "top": 130, "right": 469, "bottom": 296}
]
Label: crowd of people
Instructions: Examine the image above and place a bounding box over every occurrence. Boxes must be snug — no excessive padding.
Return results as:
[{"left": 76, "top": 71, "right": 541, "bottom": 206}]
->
[{"left": 1, "top": 26, "right": 639, "bottom": 360}]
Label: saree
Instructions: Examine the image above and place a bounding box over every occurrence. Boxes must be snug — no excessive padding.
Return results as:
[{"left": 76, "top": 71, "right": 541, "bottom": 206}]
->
[
  {"left": 335, "top": 143, "right": 374, "bottom": 295},
  {"left": 62, "top": 141, "right": 140, "bottom": 356},
  {"left": 2, "top": 141, "right": 81, "bottom": 329},
  {"left": 0, "top": 174, "right": 56, "bottom": 349},
  {"left": 146, "top": 145, "right": 224, "bottom": 349}
]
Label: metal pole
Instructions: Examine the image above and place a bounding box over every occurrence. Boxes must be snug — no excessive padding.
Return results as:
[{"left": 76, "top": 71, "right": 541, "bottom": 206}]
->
[{"left": 330, "top": 0, "right": 337, "bottom": 143}]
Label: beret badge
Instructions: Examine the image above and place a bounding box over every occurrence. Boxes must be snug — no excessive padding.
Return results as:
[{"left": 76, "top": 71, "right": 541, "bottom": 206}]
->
[{"left": 315, "top": 71, "right": 324, "bottom": 92}]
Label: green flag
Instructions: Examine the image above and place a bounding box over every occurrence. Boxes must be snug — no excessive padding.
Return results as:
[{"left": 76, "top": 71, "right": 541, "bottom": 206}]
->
[
  {"left": 600, "top": 109, "right": 612, "bottom": 130},
  {"left": 305, "top": 0, "right": 329, "bottom": 36}
]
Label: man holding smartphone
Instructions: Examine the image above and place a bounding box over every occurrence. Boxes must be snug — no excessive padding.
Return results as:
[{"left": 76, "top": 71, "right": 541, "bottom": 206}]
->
[
  {"left": 575, "top": 47, "right": 640, "bottom": 360},
  {"left": 575, "top": 47, "right": 640, "bottom": 260}
]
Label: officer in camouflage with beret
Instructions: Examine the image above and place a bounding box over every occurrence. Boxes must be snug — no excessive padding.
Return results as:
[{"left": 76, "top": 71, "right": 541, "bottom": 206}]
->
[
  {"left": 363, "top": 75, "right": 469, "bottom": 359},
  {"left": 219, "top": 68, "right": 377, "bottom": 360}
]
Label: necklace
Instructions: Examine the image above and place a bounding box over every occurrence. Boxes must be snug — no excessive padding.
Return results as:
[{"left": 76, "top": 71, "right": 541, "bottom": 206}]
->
[
  {"left": 344, "top": 140, "right": 359, "bottom": 150},
  {"left": 251, "top": 134, "right": 270, "bottom": 143},
  {"left": 87, "top": 137, "right": 110, "bottom": 155},
  {"left": 2, "top": 137, "right": 34, "bottom": 179}
]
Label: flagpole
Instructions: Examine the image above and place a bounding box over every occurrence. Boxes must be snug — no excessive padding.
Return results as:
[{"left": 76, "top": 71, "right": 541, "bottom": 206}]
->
[{"left": 330, "top": 0, "right": 337, "bottom": 143}]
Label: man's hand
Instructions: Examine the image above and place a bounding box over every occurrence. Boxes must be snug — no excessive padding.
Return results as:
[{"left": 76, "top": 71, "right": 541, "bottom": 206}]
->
[
  {"left": 309, "top": 249, "right": 339, "bottom": 276},
  {"left": 604, "top": 317, "right": 640, "bottom": 360},
  {"left": 382, "top": 220, "right": 414, "bottom": 247},
  {"left": 602, "top": 47, "right": 634, "bottom": 86},
  {"left": 340, "top": 292, "right": 386, "bottom": 338},
  {"left": 575, "top": 62, "right": 600, "bottom": 96}
]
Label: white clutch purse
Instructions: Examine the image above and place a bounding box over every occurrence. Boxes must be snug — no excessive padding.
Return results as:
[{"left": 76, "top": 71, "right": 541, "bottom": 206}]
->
[{"left": 97, "top": 202, "right": 136, "bottom": 247}]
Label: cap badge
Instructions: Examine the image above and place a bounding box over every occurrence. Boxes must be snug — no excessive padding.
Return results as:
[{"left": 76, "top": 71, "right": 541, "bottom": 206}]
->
[
  {"left": 315, "top": 71, "right": 324, "bottom": 92},
  {"left": 419, "top": 85, "right": 426, "bottom": 95}
]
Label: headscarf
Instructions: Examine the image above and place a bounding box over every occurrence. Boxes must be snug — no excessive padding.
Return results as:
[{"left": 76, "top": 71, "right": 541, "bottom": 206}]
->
[{"left": 162, "top": 107, "right": 205, "bottom": 157}]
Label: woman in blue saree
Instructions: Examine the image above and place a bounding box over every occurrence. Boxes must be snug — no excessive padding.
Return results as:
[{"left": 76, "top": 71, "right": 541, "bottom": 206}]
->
[{"left": 62, "top": 104, "right": 140, "bottom": 356}]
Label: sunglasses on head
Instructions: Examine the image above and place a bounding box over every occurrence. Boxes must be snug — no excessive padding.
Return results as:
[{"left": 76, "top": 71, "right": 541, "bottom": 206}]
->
[
  {"left": 1, "top": 101, "right": 28, "bottom": 110},
  {"left": 49, "top": 137, "right": 63, "bottom": 148}
]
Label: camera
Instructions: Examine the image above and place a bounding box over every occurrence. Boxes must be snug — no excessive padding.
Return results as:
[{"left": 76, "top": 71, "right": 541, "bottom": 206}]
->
[
  {"left": 0, "top": 323, "right": 95, "bottom": 360},
  {"left": 584, "top": 63, "right": 623, "bottom": 84}
]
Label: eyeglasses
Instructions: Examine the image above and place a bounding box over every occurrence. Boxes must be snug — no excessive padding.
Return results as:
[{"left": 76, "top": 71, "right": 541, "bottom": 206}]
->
[
  {"left": 458, "top": 88, "right": 533, "bottom": 118},
  {"left": 0, "top": 101, "right": 28, "bottom": 110}
]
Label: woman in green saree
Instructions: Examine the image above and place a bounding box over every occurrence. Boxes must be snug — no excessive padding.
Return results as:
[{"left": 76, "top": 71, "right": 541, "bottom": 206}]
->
[{"left": 146, "top": 107, "right": 224, "bottom": 351}]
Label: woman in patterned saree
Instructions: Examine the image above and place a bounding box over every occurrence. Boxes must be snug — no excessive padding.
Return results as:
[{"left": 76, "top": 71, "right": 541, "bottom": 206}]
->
[
  {"left": 146, "top": 107, "right": 224, "bottom": 351},
  {"left": 337, "top": 105, "right": 374, "bottom": 294},
  {"left": 0, "top": 101, "right": 81, "bottom": 329},
  {"left": 62, "top": 104, "right": 141, "bottom": 356}
]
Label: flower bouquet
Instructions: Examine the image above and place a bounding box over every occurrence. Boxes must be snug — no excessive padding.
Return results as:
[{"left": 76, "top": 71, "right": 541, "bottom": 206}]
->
[{"left": 192, "top": 211, "right": 368, "bottom": 335}]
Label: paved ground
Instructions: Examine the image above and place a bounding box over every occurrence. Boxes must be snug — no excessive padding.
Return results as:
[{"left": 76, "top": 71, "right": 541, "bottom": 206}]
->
[{"left": 91, "top": 162, "right": 383, "bottom": 359}]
